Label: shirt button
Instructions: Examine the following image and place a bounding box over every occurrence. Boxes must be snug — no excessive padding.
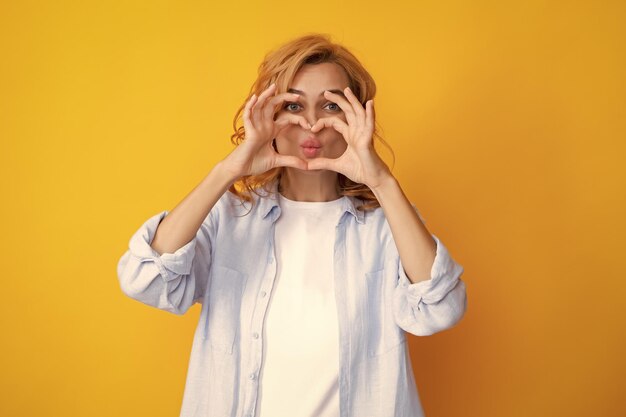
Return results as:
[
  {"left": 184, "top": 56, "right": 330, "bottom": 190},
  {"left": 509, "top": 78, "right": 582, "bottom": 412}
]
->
[
  {"left": 249, "top": 373, "right": 256, "bottom": 380},
  {"left": 260, "top": 291, "right": 267, "bottom": 298},
  {"left": 269, "top": 257, "right": 274, "bottom": 264},
  {"left": 252, "top": 332, "right": 259, "bottom": 339}
]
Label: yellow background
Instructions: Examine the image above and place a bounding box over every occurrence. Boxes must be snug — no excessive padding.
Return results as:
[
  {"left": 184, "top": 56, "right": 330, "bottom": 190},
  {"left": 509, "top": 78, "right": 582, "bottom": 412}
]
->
[{"left": 1, "top": 1, "right": 624, "bottom": 416}]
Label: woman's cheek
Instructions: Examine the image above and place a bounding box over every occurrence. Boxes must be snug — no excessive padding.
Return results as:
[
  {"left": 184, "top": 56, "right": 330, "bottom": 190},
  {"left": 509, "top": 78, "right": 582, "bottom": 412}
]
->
[{"left": 329, "top": 137, "right": 348, "bottom": 158}]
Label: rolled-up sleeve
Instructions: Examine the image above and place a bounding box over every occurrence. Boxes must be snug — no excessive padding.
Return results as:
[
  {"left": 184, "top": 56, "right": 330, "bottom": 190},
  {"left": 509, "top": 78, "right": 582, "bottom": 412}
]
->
[
  {"left": 116, "top": 210, "right": 213, "bottom": 315},
  {"left": 392, "top": 233, "right": 467, "bottom": 336}
]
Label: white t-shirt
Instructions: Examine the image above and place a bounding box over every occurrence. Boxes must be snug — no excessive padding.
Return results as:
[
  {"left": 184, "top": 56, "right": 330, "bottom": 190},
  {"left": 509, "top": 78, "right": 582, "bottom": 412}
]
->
[{"left": 257, "top": 193, "right": 347, "bottom": 417}]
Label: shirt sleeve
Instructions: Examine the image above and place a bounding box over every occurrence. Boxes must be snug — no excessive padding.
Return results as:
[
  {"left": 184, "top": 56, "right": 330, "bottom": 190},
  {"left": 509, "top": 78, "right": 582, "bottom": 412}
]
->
[
  {"left": 116, "top": 209, "right": 214, "bottom": 315},
  {"left": 390, "top": 209, "right": 467, "bottom": 336}
]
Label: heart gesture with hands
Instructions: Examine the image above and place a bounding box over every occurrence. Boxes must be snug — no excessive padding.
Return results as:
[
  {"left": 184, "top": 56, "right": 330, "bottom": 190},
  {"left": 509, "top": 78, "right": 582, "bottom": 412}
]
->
[
  {"left": 306, "top": 87, "right": 392, "bottom": 190},
  {"left": 223, "top": 83, "right": 393, "bottom": 192},
  {"left": 222, "top": 83, "right": 311, "bottom": 179}
]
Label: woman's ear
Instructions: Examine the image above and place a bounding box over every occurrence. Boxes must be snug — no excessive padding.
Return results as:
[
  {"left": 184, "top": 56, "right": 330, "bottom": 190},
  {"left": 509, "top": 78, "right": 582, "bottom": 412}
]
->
[{"left": 272, "top": 138, "right": 278, "bottom": 151}]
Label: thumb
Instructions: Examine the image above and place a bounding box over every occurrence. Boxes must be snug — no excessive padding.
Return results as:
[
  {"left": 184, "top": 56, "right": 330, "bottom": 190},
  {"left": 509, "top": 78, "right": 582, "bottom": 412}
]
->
[
  {"left": 274, "top": 154, "right": 308, "bottom": 171},
  {"left": 306, "top": 157, "right": 341, "bottom": 172}
]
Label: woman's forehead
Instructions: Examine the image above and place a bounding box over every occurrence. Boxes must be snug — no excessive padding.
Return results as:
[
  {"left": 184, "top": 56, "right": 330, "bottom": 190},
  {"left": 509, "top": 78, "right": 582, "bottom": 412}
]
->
[{"left": 293, "top": 62, "right": 348, "bottom": 79}]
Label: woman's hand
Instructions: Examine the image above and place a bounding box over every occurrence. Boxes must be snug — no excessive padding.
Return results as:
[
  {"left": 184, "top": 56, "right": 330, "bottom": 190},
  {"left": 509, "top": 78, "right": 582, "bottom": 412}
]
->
[
  {"left": 221, "top": 83, "right": 311, "bottom": 179},
  {"left": 305, "top": 87, "right": 393, "bottom": 190}
]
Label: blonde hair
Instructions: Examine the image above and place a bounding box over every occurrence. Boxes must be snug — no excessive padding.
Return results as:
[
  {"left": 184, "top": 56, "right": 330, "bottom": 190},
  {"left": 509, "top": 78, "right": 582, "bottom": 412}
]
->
[{"left": 229, "top": 33, "right": 394, "bottom": 211}]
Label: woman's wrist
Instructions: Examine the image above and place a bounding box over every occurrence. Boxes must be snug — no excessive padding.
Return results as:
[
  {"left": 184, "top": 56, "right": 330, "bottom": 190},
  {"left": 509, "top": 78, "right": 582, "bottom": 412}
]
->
[
  {"left": 368, "top": 170, "right": 397, "bottom": 195},
  {"left": 211, "top": 161, "right": 241, "bottom": 188}
]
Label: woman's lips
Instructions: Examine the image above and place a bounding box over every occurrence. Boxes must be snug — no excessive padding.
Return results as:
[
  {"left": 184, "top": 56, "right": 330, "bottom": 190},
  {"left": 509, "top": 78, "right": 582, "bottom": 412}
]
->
[{"left": 301, "top": 138, "right": 321, "bottom": 158}]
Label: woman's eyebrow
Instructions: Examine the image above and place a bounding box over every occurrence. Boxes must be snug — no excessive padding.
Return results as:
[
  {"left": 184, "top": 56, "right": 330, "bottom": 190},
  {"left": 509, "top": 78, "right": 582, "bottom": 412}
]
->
[{"left": 288, "top": 88, "right": 346, "bottom": 98}]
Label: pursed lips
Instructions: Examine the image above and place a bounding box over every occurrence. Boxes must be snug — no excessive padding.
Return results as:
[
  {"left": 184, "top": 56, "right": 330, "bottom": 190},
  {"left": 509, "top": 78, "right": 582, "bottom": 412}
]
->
[
  {"left": 300, "top": 138, "right": 322, "bottom": 158},
  {"left": 301, "top": 138, "right": 321, "bottom": 148}
]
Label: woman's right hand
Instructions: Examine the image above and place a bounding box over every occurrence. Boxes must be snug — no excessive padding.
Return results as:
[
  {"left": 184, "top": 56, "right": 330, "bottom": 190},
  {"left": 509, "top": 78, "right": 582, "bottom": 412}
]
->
[{"left": 220, "top": 83, "right": 311, "bottom": 179}]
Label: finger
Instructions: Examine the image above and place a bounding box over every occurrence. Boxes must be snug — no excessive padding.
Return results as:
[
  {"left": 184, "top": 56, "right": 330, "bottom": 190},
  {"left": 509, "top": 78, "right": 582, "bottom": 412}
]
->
[
  {"left": 265, "top": 92, "right": 301, "bottom": 121},
  {"left": 306, "top": 156, "right": 342, "bottom": 172},
  {"left": 323, "top": 90, "right": 356, "bottom": 125},
  {"left": 275, "top": 115, "right": 311, "bottom": 133},
  {"left": 250, "top": 84, "right": 273, "bottom": 115},
  {"left": 243, "top": 94, "right": 258, "bottom": 131},
  {"left": 310, "top": 117, "right": 348, "bottom": 137},
  {"left": 252, "top": 83, "right": 277, "bottom": 125},
  {"left": 256, "top": 82, "right": 277, "bottom": 104},
  {"left": 274, "top": 154, "right": 308, "bottom": 171},
  {"left": 342, "top": 86, "right": 366, "bottom": 121},
  {"left": 365, "top": 99, "right": 374, "bottom": 131}
]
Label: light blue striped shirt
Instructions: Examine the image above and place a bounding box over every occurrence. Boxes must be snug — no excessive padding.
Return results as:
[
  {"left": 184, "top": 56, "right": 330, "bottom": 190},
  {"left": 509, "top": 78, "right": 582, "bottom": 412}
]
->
[{"left": 116, "top": 186, "right": 467, "bottom": 417}]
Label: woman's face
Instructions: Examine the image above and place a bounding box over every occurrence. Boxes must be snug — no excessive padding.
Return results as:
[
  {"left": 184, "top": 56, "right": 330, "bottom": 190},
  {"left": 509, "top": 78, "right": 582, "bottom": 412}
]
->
[{"left": 274, "top": 62, "right": 350, "bottom": 162}]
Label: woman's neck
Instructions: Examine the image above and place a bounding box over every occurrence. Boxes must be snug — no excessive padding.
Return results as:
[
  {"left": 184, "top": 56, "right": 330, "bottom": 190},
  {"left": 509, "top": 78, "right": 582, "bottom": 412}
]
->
[{"left": 279, "top": 168, "right": 341, "bottom": 202}]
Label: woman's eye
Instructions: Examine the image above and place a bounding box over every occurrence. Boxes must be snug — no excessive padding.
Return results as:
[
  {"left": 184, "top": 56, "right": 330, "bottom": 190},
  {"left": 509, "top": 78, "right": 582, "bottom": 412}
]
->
[
  {"left": 284, "top": 102, "right": 301, "bottom": 111},
  {"left": 284, "top": 102, "right": 341, "bottom": 112}
]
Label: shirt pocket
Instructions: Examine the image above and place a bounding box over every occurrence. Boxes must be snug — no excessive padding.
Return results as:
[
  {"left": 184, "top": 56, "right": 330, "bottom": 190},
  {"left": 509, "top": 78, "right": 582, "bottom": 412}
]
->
[
  {"left": 366, "top": 268, "right": 406, "bottom": 357},
  {"left": 203, "top": 264, "right": 248, "bottom": 355}
]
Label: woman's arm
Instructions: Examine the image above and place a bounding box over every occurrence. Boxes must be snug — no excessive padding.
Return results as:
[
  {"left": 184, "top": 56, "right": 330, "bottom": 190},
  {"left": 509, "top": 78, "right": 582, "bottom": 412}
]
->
[
  {"left": 116, "top": 163, "right": 234, "bottom": 315},
  {"left": 152, "top": 84, "right": 309, "bottom": 255},
  {"left": 304, "top": 86, "right": 451, "bottom": 284},
  {"left": 370, "top": 175, "right": 436, "bottom": 284},
  {"left": 117, "top": 83, "right": 311, "bottom": 313},
  {"left": 305, "top": 86, "right": 467, "bottom": 334},
  {"left": 149, "top": 163, "right": 235, "bottom": 255}
]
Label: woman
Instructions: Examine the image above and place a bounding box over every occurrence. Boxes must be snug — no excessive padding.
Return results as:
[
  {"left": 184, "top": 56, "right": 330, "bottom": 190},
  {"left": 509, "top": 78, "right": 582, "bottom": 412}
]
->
[{"left": 117, "top": 33, "right": 467, "bottom": 417}]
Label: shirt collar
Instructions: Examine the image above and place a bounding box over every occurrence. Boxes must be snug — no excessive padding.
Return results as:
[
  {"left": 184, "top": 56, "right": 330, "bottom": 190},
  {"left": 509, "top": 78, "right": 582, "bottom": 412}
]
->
[{"left": 258, "top": 181, "right": 365, "bottom": 225}]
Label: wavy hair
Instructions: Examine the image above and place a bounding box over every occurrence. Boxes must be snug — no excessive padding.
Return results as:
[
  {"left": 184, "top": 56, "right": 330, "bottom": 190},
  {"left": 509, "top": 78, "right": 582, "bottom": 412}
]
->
[{"left": 229, "top": 33, "right": 394, "bottom": 211}]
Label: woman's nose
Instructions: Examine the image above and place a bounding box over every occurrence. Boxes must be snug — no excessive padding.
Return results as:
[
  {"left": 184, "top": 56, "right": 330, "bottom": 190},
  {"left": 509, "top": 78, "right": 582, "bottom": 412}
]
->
[{"left": 304, "top": 111, "right": 319, "bottom": 130}]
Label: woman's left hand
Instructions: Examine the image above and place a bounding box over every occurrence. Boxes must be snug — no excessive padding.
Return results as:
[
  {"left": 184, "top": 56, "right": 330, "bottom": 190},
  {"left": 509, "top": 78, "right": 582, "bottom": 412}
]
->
[{"left": 306, "top": 87, "right": 393, "bottom": 189}]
